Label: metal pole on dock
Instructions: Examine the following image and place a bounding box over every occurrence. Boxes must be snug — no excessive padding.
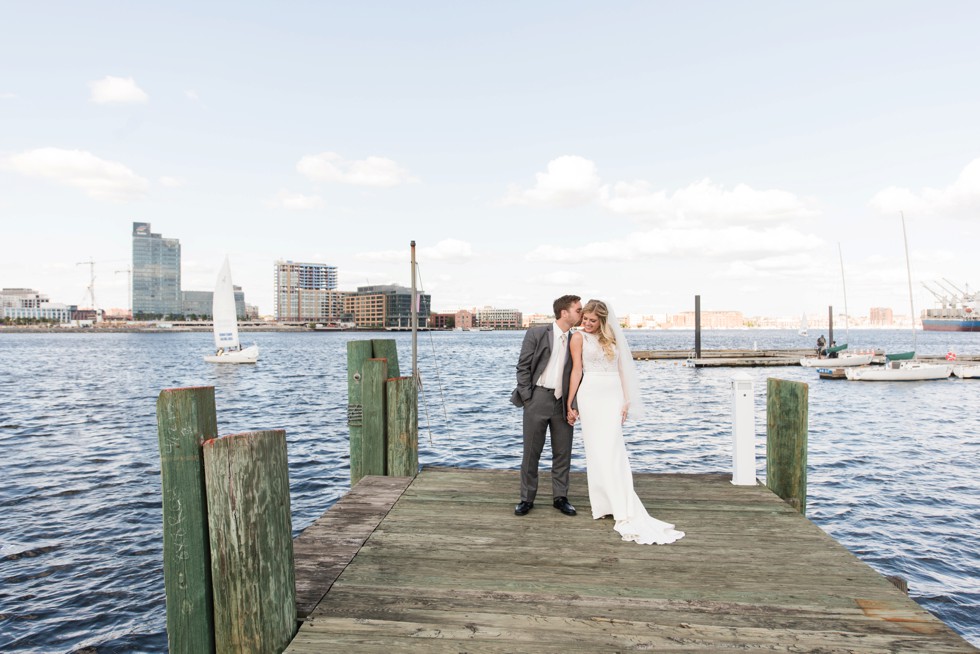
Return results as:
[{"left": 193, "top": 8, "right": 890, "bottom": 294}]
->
[
  {"left": 694, "top": 295, "right": 701, "bottom": 359},
  {"left": 411, "top": 241, "right": 418, "bottom": 384}
]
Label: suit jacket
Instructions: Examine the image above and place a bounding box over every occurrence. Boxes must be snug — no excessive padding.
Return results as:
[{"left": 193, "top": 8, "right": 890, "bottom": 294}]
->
[{"left": 511, "top": 324, "right": 574, "bottom": 415}]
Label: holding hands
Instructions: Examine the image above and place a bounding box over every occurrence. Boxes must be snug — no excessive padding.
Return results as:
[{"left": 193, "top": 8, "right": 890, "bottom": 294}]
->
[{"left": 567, "top": 407, "right": 579, "bottom": 426}]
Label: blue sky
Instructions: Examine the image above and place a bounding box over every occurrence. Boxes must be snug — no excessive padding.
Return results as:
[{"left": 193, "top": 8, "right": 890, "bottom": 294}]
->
[{"left": 3, "top": 1, "right": 980, "bottom": 318}]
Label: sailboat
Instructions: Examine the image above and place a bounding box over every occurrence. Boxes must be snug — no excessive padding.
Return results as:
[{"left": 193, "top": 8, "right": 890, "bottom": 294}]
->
[
  {"left": 203, "top": 257, "right": 259, "bottom": 364},
  {"left": 846, "top": 214, "right": 950, "bottom": 381},
  {"left": 798, "top": 313, "right": 808, "bottom": 336}
]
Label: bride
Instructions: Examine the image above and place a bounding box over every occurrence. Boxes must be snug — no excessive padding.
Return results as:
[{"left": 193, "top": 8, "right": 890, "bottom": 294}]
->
[{"left": 566, "top": 299, "right": 684, "bottom": 545}]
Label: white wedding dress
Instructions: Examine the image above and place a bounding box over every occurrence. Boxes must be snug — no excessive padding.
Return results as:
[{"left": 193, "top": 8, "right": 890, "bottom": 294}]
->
[{"left": 578, "top": 332, "right": 685, "bottom": 545}]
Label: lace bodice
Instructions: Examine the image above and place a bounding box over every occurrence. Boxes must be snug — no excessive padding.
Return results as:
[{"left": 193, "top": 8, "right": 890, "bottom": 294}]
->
[{"left": 581, "top": 332, "right": 620, "bottom": 373}]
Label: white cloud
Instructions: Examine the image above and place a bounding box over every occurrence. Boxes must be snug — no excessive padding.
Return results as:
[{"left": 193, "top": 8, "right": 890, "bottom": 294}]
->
[
  {"left": 297, "top": 152, "right": 417, "bottom": 186},
  {"left": 527, "top": 225, "right": 824, "bottom": 263},
  {"left": 869, "top": 157, "right": 980, "bottom": 217},
  {"left": 185, "top": 89, "right": 199, "bottom": 101},
  {"left": 159, "top": 176, "right": 184, "bottom": 188},
  {"left": 5, "top": 147, "right": 149, "bottom": 201},
  {"left": 271, "top": 190, "right": 325, "bottom": 210},
  {"left": 89, "top": 76, "right": 149, "bottom": 104},
  {"left": 502, "top": 155, "right": 602, "bottom": 208},
  {"left": 1, "top": 92, "right": 18, "bottom": 100},
  {"left": 605, "top": 178, "right": 817, "bottom": 224},
  {"left": 541, "top": 270, "right": 585, "bottom": 285},
  {"left": 357, "top": 238, "right": 474, "bottom": 263}
]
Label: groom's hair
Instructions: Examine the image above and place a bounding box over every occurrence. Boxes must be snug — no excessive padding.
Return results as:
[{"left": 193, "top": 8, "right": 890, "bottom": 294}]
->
[{"left": 553, "top": 295, "right": 581, "bottom": 319}]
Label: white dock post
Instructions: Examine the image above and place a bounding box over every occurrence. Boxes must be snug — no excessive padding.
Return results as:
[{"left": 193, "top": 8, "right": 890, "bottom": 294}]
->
[{"left": 731, "top": 371, "right": 756, "bottom": 485}]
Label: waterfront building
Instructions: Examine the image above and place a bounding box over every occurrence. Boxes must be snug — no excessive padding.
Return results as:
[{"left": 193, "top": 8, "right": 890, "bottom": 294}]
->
[
  {"left": 0, "top": 288, "right": 73, "bottom": 322},
  {"left": 429, "top": 312, "right": 455, "bottom": 329},
  {"left": 274, "top": 261, "right": 341, "bottom": 321},
  {"left": 455, "top": 309, "right": 474, "bottom": 330},
  {"left": 132, "top": 222, "right": 181, "bottom": 318},
  {"left": 869, "top": 307, "right": 894, "bottom": 327},
  {"left": 522, "top": 313, "right": 552, "bottom": 328},
  {"left": 351, "top": 284, "right": 431, "bottom": 328},
  {"left": 668, "top": 310, "right": 745, "bottom": 329},
  {"left": 475, "top": 306, "right": 522, "bottom": 330},
  {"left": 181, "top": 287, "right": 246, "bottom": 320}
]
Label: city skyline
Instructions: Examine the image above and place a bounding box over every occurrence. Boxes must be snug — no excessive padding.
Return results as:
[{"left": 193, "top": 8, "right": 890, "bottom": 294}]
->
[{"left": 3, "top": 4, "right": 980, "bottom": 318}]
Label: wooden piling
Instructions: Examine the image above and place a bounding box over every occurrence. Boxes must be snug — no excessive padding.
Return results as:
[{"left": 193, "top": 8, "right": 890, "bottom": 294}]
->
[
  {"left": 156, "top": 386, "right": 216, "bottom": 654},
  {"left": 361, "top": 359, "right": 389, "bottom": 478},
  {"left": 766, "top": 378, "right": 808, "bottom": 514},
  {"left": 347, "top": 340, "right": 374, "bottom": 485},
  {"left": 371, "top": 339, "right": 400, "bottom": 377},
  {"left": 386, "top": 376, "right": 419, "bottom": 477},
  {"left": 694, "top": 295, "right": 702, "bottom": 359},
  {"left": 203, "top": 430, "right": 296, "bottom": 654}
]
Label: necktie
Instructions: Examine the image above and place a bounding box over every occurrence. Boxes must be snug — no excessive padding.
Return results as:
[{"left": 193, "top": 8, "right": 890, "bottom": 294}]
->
[{"left": 555, "top": 332, "right": 567, "bottom": 399}]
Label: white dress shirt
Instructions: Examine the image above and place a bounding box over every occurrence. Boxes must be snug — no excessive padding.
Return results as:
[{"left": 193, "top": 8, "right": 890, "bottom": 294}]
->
[{"left": 537, "top": 322, "right": 569, "bottom": 398}]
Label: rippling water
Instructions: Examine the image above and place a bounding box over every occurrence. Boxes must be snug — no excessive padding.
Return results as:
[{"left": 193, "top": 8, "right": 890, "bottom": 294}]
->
[{"left": 1, "top": 329, "right": 978, "bottom": 651}]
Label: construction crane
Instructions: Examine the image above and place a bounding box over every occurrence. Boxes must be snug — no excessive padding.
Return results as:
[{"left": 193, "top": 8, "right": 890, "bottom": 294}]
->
[
  {"left": 76, "top": 258, "right": 99, "bottom": 317},
  {"left": 115, "top": 267, "right": 132, "bottom": 320}
]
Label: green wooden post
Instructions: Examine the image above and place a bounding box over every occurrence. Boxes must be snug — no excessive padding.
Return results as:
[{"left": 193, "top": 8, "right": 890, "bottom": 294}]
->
[
  {"left": 766, "top": 378, "right": 808, "bottom": 515},
  {"left": 203, "top": 430, "right": 296, "bottom": 654},
  {"left": 386, "top": 376, "right": 418, "bottom": 477},
  {"left": 361, "top": 358, "right": 388, "bottom": 477},
  {"left": 371, "top": 338, "right": 400, "bottom": 377},
  {"left": 347, "top": 340, "right": 374, "bottom": 485},
  {"left": 156, "top": 386, "right": 217, "bottom": 654}
]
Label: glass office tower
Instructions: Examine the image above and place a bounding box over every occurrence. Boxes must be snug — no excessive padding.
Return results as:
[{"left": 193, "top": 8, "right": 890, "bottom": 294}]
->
[{"left": 132, "top": 222, "right": 181, "bottom": 318}]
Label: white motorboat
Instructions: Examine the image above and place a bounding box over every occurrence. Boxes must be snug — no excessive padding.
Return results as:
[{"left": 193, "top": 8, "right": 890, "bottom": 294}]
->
[
  {"left": 203, "top": 257, "right": 258, "bottom": 364},
  {"left": 800, "top": 351, "right": 874, "bottom": 368},
  {"left": 952, "top": 365, "right": 980, "bottom": 379},
  {"left": 844, "top": 361, "right": 951, "bottom": 381}
]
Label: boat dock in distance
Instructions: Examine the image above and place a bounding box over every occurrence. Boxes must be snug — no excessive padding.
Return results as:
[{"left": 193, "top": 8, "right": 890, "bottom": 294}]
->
[
  {"left": 635, "top": 348, "right": 980, "bottom": 367},
  {"left": 287, "top": 468, "right": 975, "bottom": 652}
]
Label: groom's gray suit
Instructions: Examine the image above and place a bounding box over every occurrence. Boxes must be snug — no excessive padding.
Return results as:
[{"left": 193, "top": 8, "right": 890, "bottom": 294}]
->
[{"left": 511, "top": 323, "right": 574, "bottom": 503}]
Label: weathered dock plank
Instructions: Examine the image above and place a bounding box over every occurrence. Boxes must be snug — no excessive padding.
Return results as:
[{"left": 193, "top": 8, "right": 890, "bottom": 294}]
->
[
  {"left": 292, "top": 475, "right": 413, "bottom": 619},
  {"left": 287, "top": 468, "right": 975, "bottom": 652}
]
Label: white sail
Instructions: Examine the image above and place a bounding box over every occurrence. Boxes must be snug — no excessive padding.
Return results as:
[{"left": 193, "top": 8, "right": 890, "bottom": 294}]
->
[{"left": 212, "top": 257, "right": 239, "bottom": 351}]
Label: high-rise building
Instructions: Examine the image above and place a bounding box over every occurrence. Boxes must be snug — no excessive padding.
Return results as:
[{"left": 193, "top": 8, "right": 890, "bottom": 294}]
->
[
  {"left": 132, "top": 222, "right": 181, "bottom": 318},
  {"left": 274, "top": 260, "right": 342, "bottom": 321}
]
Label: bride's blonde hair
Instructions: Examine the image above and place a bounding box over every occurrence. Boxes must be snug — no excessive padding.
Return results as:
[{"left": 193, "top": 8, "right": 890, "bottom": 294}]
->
[{"left": 583, "top": 299, "right": 616, "bottom": 359}]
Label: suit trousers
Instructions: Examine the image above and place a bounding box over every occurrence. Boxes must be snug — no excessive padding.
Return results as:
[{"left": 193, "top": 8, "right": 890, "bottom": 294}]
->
[{"left": 520, "top": 385, "right": 573, "bottom": 502}]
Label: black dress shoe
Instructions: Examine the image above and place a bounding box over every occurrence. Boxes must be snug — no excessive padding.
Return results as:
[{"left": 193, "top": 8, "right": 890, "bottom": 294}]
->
[
  {"left": 514, "top": 501, "right": 534, "bottom": 516},
  {"left": 553, "top": 497, "right": 577, "bottom": 516}
]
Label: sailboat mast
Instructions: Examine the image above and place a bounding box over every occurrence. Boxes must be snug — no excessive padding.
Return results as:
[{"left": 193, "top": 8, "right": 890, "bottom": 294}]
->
[
  {"left": 901, "top": 212, "right": 917, "bottom": 353},
  {"left": 838, "top": 242, "right": 850, "bottom": 344},
  {"left": 411, "top": 240, "right": 418, "bottom": 383}
]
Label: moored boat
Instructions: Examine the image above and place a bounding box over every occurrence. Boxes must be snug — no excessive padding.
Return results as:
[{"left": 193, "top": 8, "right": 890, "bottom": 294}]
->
[
  {"left": 952, "top": 365, "right": 980, "bottom": 379},
  {"left": 800, "top": 348, "right": 874, "bottom": 368},
  {"left": 844, "top": 361, "right": 951, "bottom": 381}
]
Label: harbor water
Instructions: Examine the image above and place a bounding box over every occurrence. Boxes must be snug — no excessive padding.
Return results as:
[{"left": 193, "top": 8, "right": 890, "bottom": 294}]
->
[{"left": 1, "top": 329, "right": 978, "bottom": 652}]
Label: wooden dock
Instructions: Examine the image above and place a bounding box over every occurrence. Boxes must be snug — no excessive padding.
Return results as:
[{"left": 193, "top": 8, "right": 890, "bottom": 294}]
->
[
  {"left": 633, "top": 349, "right": 980, "bottom": 367},
  {"left": 285, "top": 468, "right": 975, "bottom": 652}
]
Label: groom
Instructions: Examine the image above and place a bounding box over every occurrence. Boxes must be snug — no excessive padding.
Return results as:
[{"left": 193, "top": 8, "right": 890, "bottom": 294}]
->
[{"left": 511, "top": 294, "right": 582, "bottom": 517}]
